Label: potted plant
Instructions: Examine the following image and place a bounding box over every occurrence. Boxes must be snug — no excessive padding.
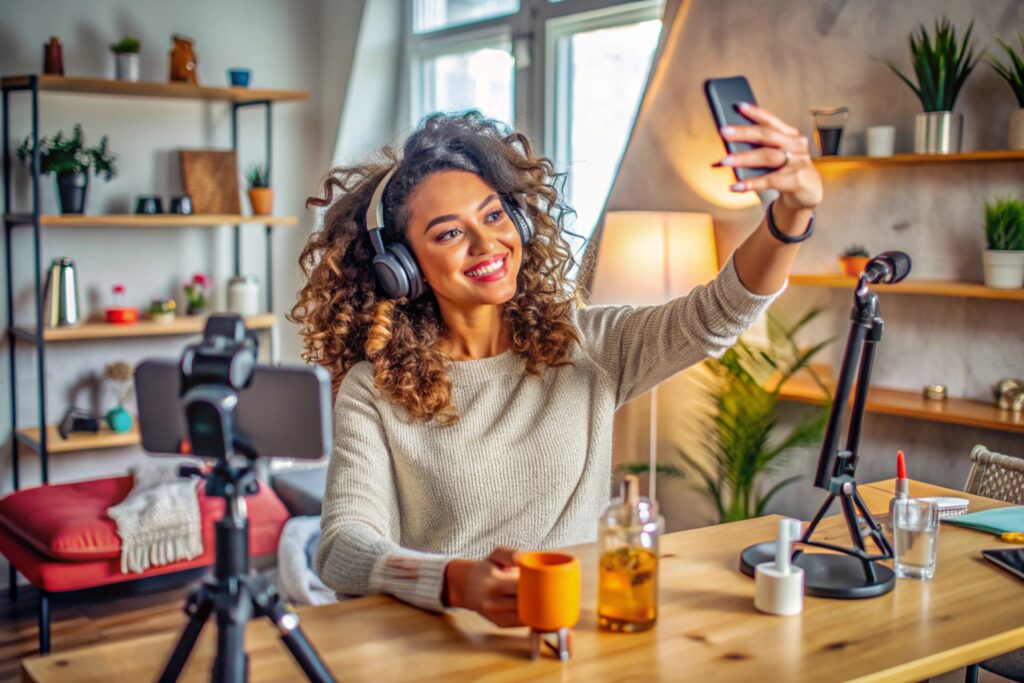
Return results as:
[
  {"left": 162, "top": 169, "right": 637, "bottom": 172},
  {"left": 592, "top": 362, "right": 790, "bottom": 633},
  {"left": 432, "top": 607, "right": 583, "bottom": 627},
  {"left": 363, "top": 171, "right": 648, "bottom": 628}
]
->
[
  {"left": 990, "top": 34, "right": 1024, "bottom": 149},
  {"left": 103, "top": 361, "right": 134, "bottom": 434},
  {"left": 245, "top": 164, "right": 273, "bottom": 215},
  {"left": 183, "top": 273, "right": 210, "bottom": 315},
  {"left": 983, "top": 197, "right": 1024, "bottom": 289},
  {"left": 839, "top": 244, "right": 870, "bottom": 278},
  {"left": 148, "top": 298, "right": 177, "bottom": 324},
  {"left": 110, "top": 35, "right": 141, "bottom": 82},
  {"left": 16, "top": 124, "right": 117, "bottom": 214},
  {"left": 889, "top": 16, "right": 982, "bottom": 154},
  {"left": 622, "top": 309, "right": 833, "bottom": 523}
]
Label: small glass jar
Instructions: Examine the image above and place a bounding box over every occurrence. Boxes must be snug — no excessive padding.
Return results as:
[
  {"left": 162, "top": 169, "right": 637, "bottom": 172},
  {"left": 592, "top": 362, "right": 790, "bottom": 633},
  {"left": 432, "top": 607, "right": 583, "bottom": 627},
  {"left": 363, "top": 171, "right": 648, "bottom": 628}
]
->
[
  {"left": 228, "top": 274, "right": 260, "bottom": 317},
  {"left": 597, "top": 475, "right": 663, "bottom": 632}
]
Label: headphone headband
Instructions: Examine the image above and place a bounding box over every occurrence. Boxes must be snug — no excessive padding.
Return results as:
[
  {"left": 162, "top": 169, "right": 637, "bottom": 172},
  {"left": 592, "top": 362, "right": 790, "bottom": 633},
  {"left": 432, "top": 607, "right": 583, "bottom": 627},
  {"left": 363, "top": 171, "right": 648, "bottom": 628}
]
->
[{"left": 365, "top": 165, "right": 398, "bottom": 253}]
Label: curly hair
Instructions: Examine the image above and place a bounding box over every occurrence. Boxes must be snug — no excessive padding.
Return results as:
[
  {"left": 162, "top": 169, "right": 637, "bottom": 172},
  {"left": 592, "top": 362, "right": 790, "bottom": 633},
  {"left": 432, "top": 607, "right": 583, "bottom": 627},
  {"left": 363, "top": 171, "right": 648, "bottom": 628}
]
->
[{"left": 290, "top": 111, "right": 585, "bottom": 424}]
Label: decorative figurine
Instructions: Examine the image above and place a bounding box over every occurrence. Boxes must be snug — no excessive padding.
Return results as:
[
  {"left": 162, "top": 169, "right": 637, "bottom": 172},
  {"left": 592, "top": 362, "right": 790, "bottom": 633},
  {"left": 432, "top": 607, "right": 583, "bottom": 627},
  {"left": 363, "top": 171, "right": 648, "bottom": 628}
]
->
[
  {"left": 43, "top": 37, "right": 64, "bottom": 75},
  {"left": 995, "top": 378, "right": 1024, "bottom": 412},
  {"left": 103, "top": 361, "right": 134, "bottom": 433}
]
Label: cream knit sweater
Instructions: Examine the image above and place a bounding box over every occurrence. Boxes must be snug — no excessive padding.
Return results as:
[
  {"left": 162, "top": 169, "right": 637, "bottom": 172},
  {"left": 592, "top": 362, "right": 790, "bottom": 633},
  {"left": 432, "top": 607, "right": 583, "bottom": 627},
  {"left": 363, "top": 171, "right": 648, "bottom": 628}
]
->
[{"left": 316, "top": 256, "right": 781, "bottom": 611}]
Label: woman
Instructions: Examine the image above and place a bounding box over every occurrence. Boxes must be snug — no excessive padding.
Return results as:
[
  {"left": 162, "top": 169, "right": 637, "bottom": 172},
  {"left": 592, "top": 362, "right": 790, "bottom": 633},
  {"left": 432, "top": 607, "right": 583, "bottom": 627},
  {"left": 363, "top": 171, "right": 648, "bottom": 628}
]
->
[{"left": 292, "top": 106, "right": 820, "bottom": 627}]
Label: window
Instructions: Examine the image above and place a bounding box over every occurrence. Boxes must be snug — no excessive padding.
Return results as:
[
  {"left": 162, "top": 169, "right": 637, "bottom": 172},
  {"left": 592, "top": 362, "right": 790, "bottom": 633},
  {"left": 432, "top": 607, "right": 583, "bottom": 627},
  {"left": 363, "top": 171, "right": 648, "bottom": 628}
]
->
[
  {"left": 405, "top": 0, "right": 663, "bottom": 240},
  {"left": 414, "top": 0, "right": 519, "bottom": 34}
]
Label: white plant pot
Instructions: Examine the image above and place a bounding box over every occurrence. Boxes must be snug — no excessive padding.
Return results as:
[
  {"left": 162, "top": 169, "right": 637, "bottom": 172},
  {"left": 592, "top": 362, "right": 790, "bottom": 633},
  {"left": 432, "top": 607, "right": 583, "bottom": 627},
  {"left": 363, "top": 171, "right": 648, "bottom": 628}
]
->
[
  {"left": 115, "top": 53, "right": 139, "bottom": 82},
  {"left": 983, "top": 250, "right": 1024, "bottom": 289},
  {"left": 1009, "top": 109, "right": 1024, "bottom": 150},
  {"left": 914, "top": 111, "right": 962, "bottom": 154}
]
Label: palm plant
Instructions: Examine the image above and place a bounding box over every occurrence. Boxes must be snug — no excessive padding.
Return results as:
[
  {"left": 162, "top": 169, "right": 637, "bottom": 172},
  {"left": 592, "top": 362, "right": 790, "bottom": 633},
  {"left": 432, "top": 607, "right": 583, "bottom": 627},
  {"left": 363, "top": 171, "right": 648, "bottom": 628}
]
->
[
  {"left": 623, "top": 309, "right": 833, "bottom": 523},
  {"left": 889, "top": 17, "right": 982, "bottom": 112},
  {"left": 991, "top": 35, "right": 1024, "bottom": 107}
]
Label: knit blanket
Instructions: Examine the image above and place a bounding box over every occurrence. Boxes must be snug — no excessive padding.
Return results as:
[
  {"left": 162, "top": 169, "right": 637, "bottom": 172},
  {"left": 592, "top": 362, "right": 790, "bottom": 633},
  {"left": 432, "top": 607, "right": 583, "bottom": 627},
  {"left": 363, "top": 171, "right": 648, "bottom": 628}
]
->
[{"left": 106, "top": 459, "right": 204, "bottom": 574}]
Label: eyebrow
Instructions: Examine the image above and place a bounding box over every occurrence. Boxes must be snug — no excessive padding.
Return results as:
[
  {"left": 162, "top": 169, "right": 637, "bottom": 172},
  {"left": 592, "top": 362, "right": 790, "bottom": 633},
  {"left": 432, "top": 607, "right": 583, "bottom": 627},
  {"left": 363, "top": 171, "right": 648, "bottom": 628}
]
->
[{"left": 423, "top": 194, "right": 500, "bottom": 234}]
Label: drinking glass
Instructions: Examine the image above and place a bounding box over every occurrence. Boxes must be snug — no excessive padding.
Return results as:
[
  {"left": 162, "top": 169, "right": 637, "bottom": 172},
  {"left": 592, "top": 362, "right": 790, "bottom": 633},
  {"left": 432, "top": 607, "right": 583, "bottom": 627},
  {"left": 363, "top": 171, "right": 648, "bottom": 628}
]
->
[
  {"left": 810, "top": 106, "right": 849, "bottom": 156},
  {"left": 892, "top": 498, "right": 939, "bottom": 580}
]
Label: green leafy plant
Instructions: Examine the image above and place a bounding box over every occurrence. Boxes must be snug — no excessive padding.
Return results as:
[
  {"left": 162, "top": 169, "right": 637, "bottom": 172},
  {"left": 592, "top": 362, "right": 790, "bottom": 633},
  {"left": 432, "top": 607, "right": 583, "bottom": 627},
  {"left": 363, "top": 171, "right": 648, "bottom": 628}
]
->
[
  {"left": 990, "top": 35, "right": 1024, "bottom": 107},
  {"left": 841, "top": 244, "right": 870, "bottom": 258},
  {"left": 110, "top": 36, "right": 141, "bottom": 54},
  {"left": 984, "top": 197, "right": 1024, "bottom": 251},
  {"left": 148, "top": 298, "right": 176, "bottom": 314},
  {"left": 623, "top": 309, "right": 833, "bottom": 523},
  {"left": 889, "top": 16, "right": 982, "bottom": 112},
  {"left": 15, "top": 124, "right": 117, "bottom": 179},
  {"left": 245, "top": 164, "right": 269, "bottom": 189}
]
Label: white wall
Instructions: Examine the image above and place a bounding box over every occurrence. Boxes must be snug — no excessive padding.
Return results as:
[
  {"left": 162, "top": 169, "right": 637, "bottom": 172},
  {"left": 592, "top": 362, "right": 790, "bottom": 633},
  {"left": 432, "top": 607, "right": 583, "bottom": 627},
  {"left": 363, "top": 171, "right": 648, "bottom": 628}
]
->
[{"left": 0, "top": 0, "right": 366, "bottom": 491}]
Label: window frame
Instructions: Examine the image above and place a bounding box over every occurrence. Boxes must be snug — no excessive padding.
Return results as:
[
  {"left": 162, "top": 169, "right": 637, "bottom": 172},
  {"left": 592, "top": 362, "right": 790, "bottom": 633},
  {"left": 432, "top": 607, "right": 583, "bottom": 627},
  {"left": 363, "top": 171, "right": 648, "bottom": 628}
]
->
[{"left": 405, "top": 0, "right": 662, "bottom": 154}]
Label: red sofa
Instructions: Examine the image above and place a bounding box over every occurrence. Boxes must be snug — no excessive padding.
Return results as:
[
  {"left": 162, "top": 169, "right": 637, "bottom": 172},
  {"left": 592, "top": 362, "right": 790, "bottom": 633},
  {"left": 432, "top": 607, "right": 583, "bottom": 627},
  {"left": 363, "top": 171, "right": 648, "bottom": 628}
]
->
[{"left": 0, "top": 475, "right": 289, "bottom": 654}]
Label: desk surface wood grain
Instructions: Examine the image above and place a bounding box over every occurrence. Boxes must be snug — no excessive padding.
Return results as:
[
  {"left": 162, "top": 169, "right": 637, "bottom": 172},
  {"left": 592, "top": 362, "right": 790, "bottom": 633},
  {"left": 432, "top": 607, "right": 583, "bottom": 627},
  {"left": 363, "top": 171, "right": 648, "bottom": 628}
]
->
[{"left": 22, "top": 480, "right": 1024, "bottom": 683}]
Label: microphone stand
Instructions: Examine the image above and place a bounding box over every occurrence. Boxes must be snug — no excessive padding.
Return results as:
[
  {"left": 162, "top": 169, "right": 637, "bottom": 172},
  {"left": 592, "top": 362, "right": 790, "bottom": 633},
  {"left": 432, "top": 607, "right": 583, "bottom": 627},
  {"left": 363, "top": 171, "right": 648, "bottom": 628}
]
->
[{"left": 739, "top": 274, "right": 895, "bottom": 598}]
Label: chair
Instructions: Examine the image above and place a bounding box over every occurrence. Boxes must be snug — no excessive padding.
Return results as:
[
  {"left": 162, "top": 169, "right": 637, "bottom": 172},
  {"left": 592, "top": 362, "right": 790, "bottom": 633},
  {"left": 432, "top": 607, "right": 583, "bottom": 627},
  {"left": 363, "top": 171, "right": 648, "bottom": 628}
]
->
[{"left": 964, "top": 445, "right": 1024, "bottom": 683}]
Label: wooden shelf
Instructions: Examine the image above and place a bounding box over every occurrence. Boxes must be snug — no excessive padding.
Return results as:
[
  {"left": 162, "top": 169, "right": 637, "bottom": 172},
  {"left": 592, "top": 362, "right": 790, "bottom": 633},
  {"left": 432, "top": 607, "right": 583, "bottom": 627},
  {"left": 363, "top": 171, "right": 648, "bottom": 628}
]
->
[
  {"left": 775, "top": 366, "right": 1024, "bottom": 435},
  {"left": 5, "top": 213, "right": 299, "bottom": 228},
  {"left": 15, "top": 424, "right": 140, "bottom": 455},
  {"left": 813, "top": 149, "right": 1024, "bottom": 169},
  {"left": 13, "top": 313, "right": 276, "bottom": 342},
  {"left": 790, "top": 274, "right": 1024, "bottom": 301},
  {"left": 1, "top": 75, "right": 307, "bottom": 103}
]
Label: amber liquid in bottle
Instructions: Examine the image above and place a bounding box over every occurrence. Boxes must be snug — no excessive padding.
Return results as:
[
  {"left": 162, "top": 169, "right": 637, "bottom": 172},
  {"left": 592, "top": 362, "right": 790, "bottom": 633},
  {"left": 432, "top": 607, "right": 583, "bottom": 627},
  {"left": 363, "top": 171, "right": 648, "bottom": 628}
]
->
[
  {"left": 598, "top": 546, "right": 657, "bottom": 632},
  {"left": 597, "top": 474, "right": 658, "bottom": 632}
]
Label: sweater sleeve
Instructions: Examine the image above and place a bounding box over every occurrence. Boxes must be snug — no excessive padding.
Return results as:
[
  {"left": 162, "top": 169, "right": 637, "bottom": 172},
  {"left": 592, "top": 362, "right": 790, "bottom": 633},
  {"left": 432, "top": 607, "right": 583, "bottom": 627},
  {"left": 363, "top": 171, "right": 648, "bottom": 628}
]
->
[
  {"left": 577, "top": 254, "right": 783, "bottom": 407},
  {"left": 315, "top": 364, "right": 453, "bottom": 612}
]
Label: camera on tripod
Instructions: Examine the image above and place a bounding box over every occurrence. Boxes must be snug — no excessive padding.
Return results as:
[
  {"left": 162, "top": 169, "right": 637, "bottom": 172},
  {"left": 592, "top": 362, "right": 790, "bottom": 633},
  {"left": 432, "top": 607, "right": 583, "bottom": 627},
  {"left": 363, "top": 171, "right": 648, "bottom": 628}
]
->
[{"left": 134, "top": 315, "right": 336, "bottom": 683}]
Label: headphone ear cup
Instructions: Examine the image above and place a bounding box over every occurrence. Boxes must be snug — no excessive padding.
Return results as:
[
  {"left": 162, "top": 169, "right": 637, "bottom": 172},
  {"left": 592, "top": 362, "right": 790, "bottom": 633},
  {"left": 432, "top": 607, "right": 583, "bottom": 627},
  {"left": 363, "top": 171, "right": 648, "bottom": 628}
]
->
[
  {"left": 502, "top": 197, "right": 534, "bottom": 245},
  {"left": 372, "top": 252, "right": 410, "bottom": 300},
  {"left": 387, "top": 242, "right": 425, "bottom": 300}
]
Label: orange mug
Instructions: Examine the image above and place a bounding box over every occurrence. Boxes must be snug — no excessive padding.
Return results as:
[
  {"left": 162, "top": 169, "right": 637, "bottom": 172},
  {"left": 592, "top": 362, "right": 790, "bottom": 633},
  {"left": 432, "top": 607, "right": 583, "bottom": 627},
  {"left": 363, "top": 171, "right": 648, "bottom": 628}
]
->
[{"left": 517, "top": 551, "right": 581, "bottom": 632}]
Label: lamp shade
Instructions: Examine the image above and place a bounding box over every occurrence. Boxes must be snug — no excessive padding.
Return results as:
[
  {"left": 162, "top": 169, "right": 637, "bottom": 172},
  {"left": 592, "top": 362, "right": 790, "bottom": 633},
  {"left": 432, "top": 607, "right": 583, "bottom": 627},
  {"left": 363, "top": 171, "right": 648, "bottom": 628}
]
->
[{"left": 590, "top": 211, "right": 718, "bottom": 306}]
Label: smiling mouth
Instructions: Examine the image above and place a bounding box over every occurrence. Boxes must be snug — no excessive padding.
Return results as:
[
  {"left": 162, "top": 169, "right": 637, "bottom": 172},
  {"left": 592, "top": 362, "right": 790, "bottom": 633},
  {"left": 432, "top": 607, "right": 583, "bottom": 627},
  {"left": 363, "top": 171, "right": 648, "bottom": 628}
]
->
[{"left": 464, "top": 254, "right": 508, "bottom": 279}]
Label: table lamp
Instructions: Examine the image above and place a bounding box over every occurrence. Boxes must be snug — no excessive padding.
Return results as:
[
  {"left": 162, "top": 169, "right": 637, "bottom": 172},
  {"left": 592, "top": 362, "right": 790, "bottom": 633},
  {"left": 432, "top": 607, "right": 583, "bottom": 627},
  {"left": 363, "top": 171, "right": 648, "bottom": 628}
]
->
[{"left": 589, "top": 211, "right": 718, "bottom": 502}]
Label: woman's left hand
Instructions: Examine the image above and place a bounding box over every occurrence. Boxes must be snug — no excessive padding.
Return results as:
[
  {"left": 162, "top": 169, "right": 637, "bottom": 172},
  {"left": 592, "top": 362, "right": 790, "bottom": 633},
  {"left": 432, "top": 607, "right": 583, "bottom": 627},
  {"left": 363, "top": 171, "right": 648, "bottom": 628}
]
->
[{"left": 718, "top": 103, "right": 823, "bottom": 212}]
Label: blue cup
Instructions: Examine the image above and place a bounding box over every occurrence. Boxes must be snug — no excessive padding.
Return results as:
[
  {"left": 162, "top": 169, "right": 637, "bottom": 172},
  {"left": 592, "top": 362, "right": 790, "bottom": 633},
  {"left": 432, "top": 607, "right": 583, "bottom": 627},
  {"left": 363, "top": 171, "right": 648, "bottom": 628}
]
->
[{"left": 228, "top": 68, "right": 252, "bottom": 88}]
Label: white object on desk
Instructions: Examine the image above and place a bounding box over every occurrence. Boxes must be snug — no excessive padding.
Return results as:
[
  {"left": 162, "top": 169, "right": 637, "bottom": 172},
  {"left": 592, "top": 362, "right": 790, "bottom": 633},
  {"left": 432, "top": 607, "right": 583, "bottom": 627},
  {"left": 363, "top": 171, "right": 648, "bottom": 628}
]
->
[
  {"left": 919, "top": 496, "right": 969, "bottom": 520},
  {"left": 754, "top": 518, "right": 805, "bottom": 616}
]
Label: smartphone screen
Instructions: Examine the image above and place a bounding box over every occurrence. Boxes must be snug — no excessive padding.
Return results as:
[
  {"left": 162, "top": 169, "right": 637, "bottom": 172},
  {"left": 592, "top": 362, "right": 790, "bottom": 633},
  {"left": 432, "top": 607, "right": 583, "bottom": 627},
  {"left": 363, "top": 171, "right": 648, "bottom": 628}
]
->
[{"left": 704, "top": 76, "right": 772, "bottom": 181}]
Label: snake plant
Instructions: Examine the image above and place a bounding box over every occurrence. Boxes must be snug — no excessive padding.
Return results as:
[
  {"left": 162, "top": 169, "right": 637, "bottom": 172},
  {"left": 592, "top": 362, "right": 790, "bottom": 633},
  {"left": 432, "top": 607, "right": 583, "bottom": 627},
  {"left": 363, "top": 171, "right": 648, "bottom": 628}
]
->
[{"left": 889, "top": 16, "right": 982, "bottom": 112}]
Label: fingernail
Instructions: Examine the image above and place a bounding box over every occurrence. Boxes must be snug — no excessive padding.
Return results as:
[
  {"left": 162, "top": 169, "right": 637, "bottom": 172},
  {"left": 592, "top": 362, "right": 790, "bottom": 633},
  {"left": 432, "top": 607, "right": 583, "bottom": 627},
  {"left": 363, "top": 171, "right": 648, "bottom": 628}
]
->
[
  {"left": 730, "top": 182, "right": 746, "bottom": 191},
  {"left": 711, "top": 161, "right": 723, "bottom": 168},
  {"left": 738, "top": 101, "right": 751, "bottom": 110},
  {"left": 720, "top": 126, "right": 735, "bottom": 136},
  {"left": 720, "top": 155, "right": 735, "bottom": 166}
]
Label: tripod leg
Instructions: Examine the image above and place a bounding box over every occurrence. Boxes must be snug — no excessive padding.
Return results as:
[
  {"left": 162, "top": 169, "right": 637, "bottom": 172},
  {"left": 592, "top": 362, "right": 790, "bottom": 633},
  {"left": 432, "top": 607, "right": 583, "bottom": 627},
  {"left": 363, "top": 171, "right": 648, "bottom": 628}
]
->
[
  {"left": 802, "top": 493, "right": 835, "bottom": 542},
  {"left": 213, "top": 595, "right": 252, "bottom": 683},
  {"left": 265, "top": 599, "right": 336, "bottom": 683},
  {"left": 852, "top": 489, "right": 893, "bottom": 556},
  {"left": 839, "top": 495, "right": 877, "bottom": 584},
  {"left": 159, "top": 589, "right": 214, "bottom": 683}
]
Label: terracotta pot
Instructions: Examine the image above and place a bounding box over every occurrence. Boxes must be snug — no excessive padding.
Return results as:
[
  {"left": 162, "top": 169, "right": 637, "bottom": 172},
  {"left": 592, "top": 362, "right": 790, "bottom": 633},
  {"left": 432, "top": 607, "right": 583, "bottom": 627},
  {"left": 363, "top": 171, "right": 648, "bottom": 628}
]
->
[
  {"left": 248, "top": 187, "right": 273, "bottom": 216},
  {"left": 839, "top": 256, "right": 870, "bottom": 278}
]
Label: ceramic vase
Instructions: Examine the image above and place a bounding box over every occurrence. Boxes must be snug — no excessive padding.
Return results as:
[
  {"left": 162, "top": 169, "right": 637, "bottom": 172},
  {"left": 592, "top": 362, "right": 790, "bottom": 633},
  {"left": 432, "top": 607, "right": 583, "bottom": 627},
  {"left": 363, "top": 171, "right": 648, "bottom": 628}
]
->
[
  {"left": 914, "top": 111, "right": 962, "bottom": 154},
  {"left": 115, "top": 53, "right": 139, "bottom": 82},
  {"left": 983, "top": 250, "right": 1024, "bottom": 289}
]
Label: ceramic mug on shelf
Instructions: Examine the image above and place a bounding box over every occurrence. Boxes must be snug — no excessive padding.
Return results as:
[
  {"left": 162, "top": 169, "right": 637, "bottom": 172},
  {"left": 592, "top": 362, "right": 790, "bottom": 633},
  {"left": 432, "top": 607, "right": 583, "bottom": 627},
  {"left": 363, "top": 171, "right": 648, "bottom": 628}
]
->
[{"left": 867, "top": 126, "right": 896, "bottom": 157}]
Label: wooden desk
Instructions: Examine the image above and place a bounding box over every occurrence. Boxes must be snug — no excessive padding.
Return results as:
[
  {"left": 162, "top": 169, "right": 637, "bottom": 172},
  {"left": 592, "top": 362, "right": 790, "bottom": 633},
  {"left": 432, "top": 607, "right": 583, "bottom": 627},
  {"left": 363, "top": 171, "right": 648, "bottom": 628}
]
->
[{"left": 22, "top": 480, "right": 1024, "bottom": 682}]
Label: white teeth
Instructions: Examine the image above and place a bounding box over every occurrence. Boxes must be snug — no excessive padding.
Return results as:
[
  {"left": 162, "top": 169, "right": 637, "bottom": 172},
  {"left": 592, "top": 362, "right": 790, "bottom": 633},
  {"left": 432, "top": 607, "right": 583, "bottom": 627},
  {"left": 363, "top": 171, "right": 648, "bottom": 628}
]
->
[{"left": 466, "top": 256, "right": 504, "bottom": 278}]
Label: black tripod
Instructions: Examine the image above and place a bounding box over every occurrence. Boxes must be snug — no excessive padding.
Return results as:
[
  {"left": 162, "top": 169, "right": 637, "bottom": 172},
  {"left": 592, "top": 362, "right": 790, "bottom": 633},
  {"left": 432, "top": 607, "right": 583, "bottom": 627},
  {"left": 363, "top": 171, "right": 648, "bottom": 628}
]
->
[
  {"left": 157, "top": 316, "right": 335, "bottom": 682},
  {"left": 741, "top": 267, "right": 904, "bottom": 598}
]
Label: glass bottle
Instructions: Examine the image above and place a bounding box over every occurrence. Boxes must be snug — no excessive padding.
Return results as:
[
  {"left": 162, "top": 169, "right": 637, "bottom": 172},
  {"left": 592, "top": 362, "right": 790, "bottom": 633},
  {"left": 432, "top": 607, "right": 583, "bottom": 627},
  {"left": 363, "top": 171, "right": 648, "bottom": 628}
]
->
[{"left": 597, "top": 474, "right": 662, "bottom": 632}]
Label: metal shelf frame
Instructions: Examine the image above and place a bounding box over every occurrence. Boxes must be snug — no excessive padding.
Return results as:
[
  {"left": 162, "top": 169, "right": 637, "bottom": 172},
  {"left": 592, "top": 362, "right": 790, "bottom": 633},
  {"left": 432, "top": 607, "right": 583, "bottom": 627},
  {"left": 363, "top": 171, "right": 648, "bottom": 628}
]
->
[{"left": 2, "top": 75, "right": 285, "bottom": 490}]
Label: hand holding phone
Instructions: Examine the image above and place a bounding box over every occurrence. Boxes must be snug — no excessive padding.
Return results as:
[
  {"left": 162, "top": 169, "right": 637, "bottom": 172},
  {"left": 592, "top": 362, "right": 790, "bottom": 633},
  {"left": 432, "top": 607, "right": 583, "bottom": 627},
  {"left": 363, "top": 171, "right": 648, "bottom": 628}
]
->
[{"left": 704, "top": 76, "right": 772, "bottom": 182}]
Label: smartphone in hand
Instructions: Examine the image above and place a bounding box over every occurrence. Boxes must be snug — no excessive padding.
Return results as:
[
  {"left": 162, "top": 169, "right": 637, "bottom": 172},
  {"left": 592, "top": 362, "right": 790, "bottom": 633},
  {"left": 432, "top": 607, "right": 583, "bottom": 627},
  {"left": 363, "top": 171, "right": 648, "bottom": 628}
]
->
[{"left": 704, "top": 76, "right": 772, "bottom": 181}]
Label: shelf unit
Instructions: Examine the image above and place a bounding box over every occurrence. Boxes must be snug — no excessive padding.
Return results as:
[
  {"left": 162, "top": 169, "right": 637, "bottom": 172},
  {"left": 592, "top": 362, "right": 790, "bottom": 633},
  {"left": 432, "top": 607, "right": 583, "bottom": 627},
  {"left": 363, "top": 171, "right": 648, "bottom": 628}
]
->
[
  {"left": 2, "top": 74, "right": 308, "bottom": 488},
  {"left": 774, "top": 366, "right": 1024, "bottom": 435},
  {"left": 789, "top": 274, "right": 1024, "bottom": 301},
  {"left": 813, "top": 149, "right": 1024, "bottom": 169},
  {"left": 3, "top": 213, "right": 299, "bottom": 228}
]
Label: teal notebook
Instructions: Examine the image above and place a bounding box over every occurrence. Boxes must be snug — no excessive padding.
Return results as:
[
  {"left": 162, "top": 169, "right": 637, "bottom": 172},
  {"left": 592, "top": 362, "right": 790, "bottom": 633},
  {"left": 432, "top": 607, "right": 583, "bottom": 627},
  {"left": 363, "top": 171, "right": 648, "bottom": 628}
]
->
[{"left": 945, "top": 506, "right": 1024, "bottom": 535}]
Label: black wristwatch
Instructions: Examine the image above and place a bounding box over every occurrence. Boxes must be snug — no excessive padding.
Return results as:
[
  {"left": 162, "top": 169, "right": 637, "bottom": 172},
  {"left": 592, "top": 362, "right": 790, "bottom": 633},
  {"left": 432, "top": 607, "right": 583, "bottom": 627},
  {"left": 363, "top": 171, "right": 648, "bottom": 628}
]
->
[{"left": 767, "top": 200, "right": 814, "bottom": 244}]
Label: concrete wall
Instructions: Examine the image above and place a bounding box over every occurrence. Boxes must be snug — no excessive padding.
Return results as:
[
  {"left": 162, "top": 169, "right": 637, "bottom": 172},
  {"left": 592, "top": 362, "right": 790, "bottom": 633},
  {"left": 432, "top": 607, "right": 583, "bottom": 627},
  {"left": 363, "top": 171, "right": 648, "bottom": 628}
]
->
[
  {"left": 0, "top": 0, "right": 365, "bottom": 490},
  {"left": 605, "top": 0, "right": 1024, "bottom": 530}
]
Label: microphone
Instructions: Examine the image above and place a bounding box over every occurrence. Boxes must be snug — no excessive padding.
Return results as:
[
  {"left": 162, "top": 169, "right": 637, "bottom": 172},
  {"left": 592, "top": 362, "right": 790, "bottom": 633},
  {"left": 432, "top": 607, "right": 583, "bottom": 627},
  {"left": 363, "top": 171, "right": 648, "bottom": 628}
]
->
[{"left": 862, "top": 251, "right": 911, "bottom": 284}]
